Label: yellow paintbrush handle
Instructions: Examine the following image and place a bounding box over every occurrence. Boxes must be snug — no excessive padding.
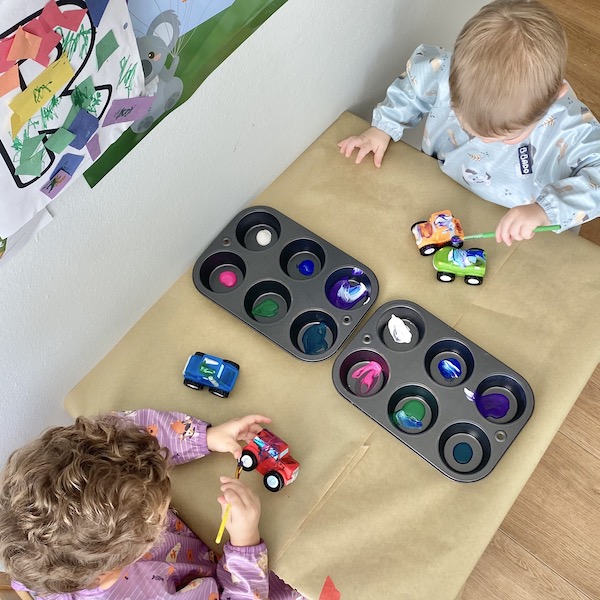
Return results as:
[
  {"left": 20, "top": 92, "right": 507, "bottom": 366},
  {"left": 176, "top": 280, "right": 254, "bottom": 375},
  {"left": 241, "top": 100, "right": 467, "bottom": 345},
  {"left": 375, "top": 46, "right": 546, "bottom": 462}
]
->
[{"left": 215, "top": 503, "right": 231, "bottom": 544}]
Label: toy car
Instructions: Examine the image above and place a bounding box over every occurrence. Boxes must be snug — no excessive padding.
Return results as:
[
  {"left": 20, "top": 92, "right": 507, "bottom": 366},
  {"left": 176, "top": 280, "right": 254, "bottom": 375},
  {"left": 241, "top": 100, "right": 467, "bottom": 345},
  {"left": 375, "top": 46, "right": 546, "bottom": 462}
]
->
[
  {"left": 240, "top": 429, "right": 300, "bottom": 492},
  {"left": 182, "top": 352, "right": 239, "bottom": 398},
  {"left": 433, "top": 246, "right": 487, "bottom": 285},
  {"left": 411, "top": 210, "right": 464, "bottom": 256}
]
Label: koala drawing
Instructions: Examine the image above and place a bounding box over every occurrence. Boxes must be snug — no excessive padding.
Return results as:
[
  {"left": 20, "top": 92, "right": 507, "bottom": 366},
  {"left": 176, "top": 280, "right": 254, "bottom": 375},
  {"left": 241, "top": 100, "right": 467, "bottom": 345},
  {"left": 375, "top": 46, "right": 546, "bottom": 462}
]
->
[{"left": 131, "top": 10, "right": 184, "bottom": 134}]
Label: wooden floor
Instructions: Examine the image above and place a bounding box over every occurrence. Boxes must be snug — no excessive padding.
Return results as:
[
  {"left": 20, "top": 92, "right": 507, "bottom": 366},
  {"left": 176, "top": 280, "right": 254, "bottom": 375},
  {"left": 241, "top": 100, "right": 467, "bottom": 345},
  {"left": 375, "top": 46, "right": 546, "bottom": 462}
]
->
[{"left": 463, "top": 2, "right": 600, "bottom": 598}]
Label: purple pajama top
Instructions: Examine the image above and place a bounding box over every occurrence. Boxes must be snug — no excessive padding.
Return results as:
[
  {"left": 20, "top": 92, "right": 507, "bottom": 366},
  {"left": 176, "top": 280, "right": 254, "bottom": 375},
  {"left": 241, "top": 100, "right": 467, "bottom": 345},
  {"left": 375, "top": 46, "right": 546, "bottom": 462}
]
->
[{"left": 12, "top": 409, "right": 304, "bottom": 600}]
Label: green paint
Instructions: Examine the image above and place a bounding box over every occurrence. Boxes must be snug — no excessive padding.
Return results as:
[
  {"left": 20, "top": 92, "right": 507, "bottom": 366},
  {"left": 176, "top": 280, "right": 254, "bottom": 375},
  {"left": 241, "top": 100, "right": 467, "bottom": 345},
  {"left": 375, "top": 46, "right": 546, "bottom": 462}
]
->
[
  {"left": 402, "top": 399, "right": 426, "bottom": 421},
  {"left": 252, "top": 298, "right": 279, "bottom": 318}
]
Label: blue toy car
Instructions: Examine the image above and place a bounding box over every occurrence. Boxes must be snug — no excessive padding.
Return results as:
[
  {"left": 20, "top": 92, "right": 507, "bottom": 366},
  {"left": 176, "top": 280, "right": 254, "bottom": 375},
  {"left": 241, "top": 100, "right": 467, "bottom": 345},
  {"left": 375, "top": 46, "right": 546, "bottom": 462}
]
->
[{"left": 182, "top": 352, "right": 240, "bottom": 398}]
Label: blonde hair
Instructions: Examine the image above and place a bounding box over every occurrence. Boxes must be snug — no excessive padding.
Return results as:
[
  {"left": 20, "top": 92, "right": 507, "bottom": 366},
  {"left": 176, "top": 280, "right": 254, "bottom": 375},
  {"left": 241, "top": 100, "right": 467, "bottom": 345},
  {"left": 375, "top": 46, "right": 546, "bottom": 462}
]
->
[
  {"left": 450, "top": 0, "right": 567, "bottom": 137},
  {"left": 0, "top": 414, "right": 171, "bottom": 595}
]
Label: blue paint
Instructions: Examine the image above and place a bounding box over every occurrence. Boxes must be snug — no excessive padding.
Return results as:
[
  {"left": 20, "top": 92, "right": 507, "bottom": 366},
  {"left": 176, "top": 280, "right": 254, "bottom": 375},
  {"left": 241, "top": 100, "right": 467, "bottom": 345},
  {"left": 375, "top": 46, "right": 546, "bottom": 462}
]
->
[
  {"left": 438, "top": 357, "right": 462, "bottom": 379},
  {"left": 297, "top": 259, "right": 315, "bottom": 276},
  {"left": 394, "top": 410, "right": 423, "bottom": 429},
  {"left": 302, "top": 323, "right": 329, "bottom": 355},
  {"left": 453, "top": 442, "right": 473, "bottom": 464}
]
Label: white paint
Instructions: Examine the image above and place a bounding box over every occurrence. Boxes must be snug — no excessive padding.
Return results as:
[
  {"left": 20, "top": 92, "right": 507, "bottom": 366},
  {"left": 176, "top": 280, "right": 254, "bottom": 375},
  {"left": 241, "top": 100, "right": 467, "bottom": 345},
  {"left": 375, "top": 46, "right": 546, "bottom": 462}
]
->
[
  {"left": 256, "top": 229, "right": 272, "bottom": 246},
  {"left": 0, "top": 1, "right": 485, "bottom": 469},
  {"left": 388, "top": 314, "right": 413, "bottom": 344}
]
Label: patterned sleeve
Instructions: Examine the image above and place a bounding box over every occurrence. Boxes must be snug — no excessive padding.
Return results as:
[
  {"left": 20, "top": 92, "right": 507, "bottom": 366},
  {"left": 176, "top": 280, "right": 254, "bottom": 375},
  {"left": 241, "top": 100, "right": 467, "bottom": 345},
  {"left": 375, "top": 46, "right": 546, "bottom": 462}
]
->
[
  {"left": 535, "top": 98, "right": 600, "bottom": 230},
  {"left": 216, "top": 541, "right": 270, "bottom": 599},
  {"left": 119, "top": 409, "right": 211, "bottom": 465},
  {"left": 372, "top": 44, "right": 450, "bottom": 141}
]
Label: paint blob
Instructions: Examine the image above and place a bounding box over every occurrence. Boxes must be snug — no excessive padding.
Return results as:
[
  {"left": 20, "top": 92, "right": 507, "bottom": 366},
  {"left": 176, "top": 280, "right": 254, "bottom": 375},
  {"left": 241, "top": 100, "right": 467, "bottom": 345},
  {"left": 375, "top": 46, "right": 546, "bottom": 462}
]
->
[
  {"left": 394, "top": 410, "right": 423, "bottom": 429},
  {"left": 464, "top": 387, "right": 510, "bottom": 419},
  {"left": 218, "top": 270, "right": 237, "bottom": 288},
  {"left": 351, "top": 361, "right": 382, "bottom": 395},
  {"left": 387, "top": 314, "right": 412, "bottom": 343},
  {"left": 452, "top": 442, "right": 473, "bottom": 464},
  {"left": 297, "top": 259, "right": 315, "bottom": 276},
  {"left": 328, "top": 270, "right": 369, "bottom": 309},
  {"left": 256, "top": 229, "right": 272, "bottom": 246},
  {"left": 302, "top": 322, "right": 329, "bottom": 355},
  {"left": 252, "top": 298, "right": 279, "bottom": 318},
  {"left": 438, "top": 357, "right": 462, "bottom": 379}
]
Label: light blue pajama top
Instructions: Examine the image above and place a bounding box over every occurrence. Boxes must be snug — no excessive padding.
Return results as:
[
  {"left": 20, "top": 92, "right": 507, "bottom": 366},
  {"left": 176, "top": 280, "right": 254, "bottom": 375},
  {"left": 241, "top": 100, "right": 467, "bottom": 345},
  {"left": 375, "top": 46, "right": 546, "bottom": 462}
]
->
[{"left": 372, "top": 44, "right": 600, "bottom": 231}]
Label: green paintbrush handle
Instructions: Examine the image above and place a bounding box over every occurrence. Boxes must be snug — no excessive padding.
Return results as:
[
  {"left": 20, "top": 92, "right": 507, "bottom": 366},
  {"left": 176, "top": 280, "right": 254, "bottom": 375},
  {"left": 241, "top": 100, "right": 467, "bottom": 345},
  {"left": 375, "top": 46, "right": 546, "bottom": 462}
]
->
[{"left": 463, "top": 224, "right": 560, "bottom": 240}]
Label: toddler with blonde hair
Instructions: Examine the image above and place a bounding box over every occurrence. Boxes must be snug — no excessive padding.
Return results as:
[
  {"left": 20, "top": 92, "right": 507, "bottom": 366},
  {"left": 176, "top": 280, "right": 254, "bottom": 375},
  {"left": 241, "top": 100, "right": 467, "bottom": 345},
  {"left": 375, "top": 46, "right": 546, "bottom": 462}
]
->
[
  {"left": 339, "top": 0, "right": 600, "bottom": 245},
  {"left": 0, "top": 409, "right": 304, "bottom": 599}
]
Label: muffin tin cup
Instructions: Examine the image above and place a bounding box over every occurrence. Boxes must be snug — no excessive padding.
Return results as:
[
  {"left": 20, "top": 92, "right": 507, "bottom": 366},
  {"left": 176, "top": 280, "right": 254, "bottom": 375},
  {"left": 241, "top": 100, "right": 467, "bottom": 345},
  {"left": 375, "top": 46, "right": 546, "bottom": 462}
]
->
[
  {"left": 193, "top": 206, "right": 379, "bottom": 361},
  {"left": 332, "top": 300, "right": 535, "bottom": 482}
]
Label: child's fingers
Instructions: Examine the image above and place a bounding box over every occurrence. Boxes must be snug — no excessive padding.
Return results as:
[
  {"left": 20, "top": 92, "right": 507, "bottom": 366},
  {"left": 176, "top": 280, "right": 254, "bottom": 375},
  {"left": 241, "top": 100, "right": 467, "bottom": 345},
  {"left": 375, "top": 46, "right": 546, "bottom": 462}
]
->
[
  {"left": 220, "top": 478, "right": 259, "bottom": 508},
  {"left": 373, "top": 146, "right": 385, "bottom": 168},
  {"left": 354, "top": 144, "right": 373, "bottom": 164},
  {"left": 342, "top": 137, "right": 362, "bottom": 157}
]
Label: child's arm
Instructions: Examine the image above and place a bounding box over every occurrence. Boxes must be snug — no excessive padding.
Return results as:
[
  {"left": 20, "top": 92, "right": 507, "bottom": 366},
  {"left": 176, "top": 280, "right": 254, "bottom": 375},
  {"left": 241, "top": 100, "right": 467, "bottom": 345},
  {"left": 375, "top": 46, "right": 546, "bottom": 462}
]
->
[
  {"left": 119, "top": 410, "right": 270, "bottom": 465},
  {"left": 215, "top": 477, "right": 270, "bottom": 598},
  {"left": 338, "top": 44, "right": 450, "bottom": 166}
]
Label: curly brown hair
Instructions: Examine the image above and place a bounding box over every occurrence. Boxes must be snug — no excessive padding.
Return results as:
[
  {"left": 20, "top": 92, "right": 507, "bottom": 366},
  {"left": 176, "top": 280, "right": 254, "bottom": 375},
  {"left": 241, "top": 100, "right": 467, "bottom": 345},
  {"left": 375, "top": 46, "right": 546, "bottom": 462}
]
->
[
  {"left": 450, "top": 0, "right": 568, "bottom": 137},
  {"left": 0, "top": 414, "right": 171, "bottom": 595}
]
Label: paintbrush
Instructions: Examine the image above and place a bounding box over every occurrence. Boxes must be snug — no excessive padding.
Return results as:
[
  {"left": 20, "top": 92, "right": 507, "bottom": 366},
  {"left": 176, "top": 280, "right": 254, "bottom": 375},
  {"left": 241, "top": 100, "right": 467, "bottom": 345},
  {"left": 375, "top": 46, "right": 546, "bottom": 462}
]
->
[
  {"left": 462, "top": 224, "right": 560, "bottom": 240},
  {"left": 215, "top": 461, "right": 243, "bottom": 544}
]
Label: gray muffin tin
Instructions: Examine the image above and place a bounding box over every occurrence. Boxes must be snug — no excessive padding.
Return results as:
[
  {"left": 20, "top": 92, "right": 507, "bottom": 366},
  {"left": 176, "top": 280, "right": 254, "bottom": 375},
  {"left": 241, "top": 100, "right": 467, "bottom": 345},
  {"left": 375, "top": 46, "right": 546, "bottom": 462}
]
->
[
  {"left": 332, "top": 300, "right": 534, "bottom": 482},
  {"left": 192, "top": 206, "right": 379, "bottom": 361}
]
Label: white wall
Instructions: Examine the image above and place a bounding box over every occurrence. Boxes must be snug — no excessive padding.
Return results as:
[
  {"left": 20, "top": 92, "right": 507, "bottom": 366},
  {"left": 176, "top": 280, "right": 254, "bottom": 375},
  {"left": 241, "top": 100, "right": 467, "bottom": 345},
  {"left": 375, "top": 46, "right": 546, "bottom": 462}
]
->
[{"left": 0, "top": 0, "right": 485, "bottom": 466}]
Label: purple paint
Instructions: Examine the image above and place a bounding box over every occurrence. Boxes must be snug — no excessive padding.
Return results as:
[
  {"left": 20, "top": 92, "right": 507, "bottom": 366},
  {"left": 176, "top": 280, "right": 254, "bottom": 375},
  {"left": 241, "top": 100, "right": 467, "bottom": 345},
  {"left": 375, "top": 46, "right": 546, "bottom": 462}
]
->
[{"left": 464, "top": 387, "right": 510, "bottom": 419}]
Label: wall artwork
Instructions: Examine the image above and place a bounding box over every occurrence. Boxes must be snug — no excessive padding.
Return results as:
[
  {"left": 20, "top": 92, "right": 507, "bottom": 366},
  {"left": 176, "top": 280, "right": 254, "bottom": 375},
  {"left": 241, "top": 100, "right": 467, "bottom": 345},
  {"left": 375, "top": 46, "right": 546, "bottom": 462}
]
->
[
  {"left": 0, "top": 0, "right": 288, "bottom": 265},
  {"left": 83, "top": 0, "right": 289, "bottom": 187},
  {"left": 0, "top": 0, "right": 144, "bottom": 247}
]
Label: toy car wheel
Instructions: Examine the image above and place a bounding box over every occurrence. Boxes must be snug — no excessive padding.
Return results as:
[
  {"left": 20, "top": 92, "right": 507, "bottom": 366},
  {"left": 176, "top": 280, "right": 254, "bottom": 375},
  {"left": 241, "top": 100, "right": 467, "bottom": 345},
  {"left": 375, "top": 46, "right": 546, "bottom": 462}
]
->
[
  {"left": 193, "top": 352, "right": 205, "bottom": 358},
  {"left": 209, "top": 387, "right": 228, "bottom": 398},
  {"left": 184, "top": 379, "right": 203, "bottom": 390},
  {"left": 465, "top": 276, "right": 483, "bottom": 286},
  {"left": 224, "top": 360, "right": 240, "bottom": 370},
  {"left": 420, "top": 244, "right": 437, "bottom": 256},
  {"left": 264, "top": 471, "right": 285, "bottom": 492},
  {"left": 240, "top": 450, "right": 258, "bottom": 471},
  {"left": 436, "top": 271, "right": 455, "bottom": 283}
]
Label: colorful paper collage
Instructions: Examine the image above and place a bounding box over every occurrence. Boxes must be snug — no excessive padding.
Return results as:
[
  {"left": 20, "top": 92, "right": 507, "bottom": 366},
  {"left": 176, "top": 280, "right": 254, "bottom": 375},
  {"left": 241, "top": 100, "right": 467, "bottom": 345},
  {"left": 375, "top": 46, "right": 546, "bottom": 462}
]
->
[
  {"left": 1, "top": 0, "right": 290, "bottom": 261},
  {"left": 0, "top": 0, "right": 144, "bottom": 240}
]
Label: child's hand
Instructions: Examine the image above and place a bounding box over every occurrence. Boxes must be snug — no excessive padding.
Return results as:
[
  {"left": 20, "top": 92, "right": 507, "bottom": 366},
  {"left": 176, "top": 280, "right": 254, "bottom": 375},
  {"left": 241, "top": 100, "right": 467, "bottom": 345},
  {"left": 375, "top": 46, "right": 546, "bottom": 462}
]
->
[
  {"left": 495, "top": 203, "right": 551, "bottom": 246},
  {"left": 218, "top": 477, "right": 261, "bottom": 547},
  {"left": 338, "top": 127, "right": 392, "bottom": 168},
  {"left": 207, "top": 415, "right": 272, "bottom": 459}
]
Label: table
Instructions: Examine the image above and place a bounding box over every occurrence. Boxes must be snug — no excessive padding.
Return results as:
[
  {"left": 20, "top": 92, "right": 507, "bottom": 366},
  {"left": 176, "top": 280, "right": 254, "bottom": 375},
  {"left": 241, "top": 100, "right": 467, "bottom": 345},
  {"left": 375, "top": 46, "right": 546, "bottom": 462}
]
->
[{"left": 66, "top": 112, "right": 600, "bottom": 599}]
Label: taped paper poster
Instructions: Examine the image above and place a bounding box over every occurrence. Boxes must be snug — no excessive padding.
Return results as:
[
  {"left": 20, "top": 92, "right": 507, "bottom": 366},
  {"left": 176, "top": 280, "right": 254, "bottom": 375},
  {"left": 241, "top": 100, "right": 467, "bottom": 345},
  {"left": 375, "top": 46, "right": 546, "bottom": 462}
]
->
[
  {"left": 0, "top": 0, "right": 144, "bottom": 239},
  {"left": 84, "top": 0, "right": 289, "bottom": 187}
]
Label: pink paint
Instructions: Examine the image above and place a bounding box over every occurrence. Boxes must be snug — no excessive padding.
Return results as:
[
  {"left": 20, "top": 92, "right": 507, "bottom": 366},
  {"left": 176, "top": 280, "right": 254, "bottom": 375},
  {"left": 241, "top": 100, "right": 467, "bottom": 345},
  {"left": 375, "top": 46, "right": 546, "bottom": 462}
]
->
[
  {"left": 218, "top": 270, "right": 237, "bottom": 287},
  {"left": 351, "top": 361, "right": 382, "bottom": 392}
]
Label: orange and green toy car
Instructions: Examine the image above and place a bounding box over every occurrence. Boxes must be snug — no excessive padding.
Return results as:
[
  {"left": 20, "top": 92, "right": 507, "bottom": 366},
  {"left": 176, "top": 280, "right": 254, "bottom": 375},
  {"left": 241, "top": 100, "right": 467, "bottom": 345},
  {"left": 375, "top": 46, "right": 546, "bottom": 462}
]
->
[{"left": 411, "top": 210, "right": 464, "bottom": 256}]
